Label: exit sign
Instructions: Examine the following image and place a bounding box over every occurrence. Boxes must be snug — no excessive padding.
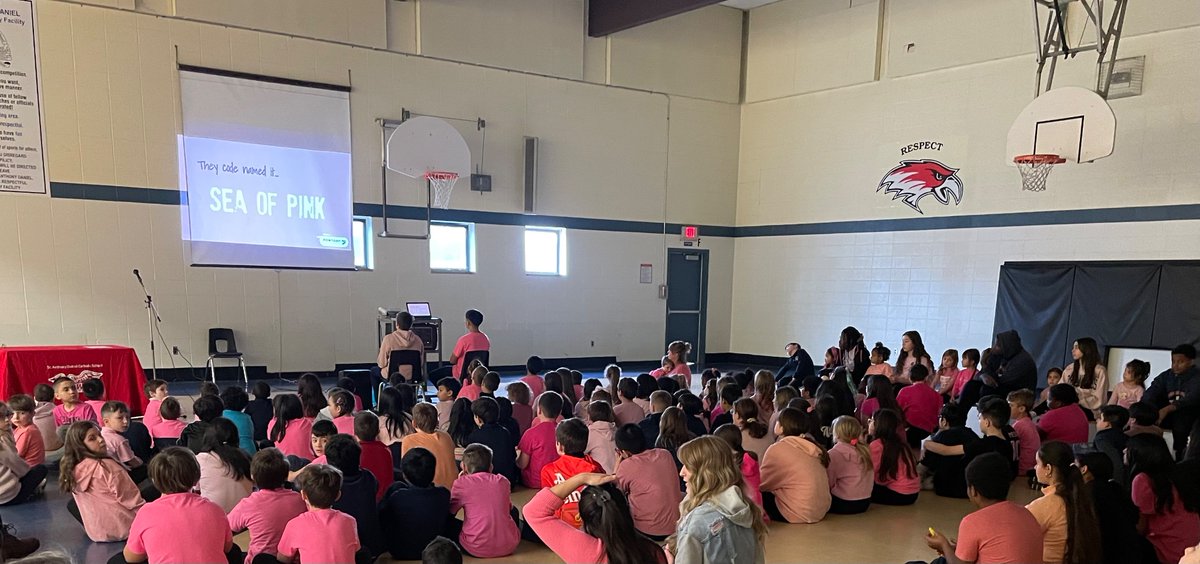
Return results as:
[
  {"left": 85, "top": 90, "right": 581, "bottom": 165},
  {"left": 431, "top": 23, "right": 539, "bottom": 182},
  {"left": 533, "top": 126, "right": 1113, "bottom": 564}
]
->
[{"left": 680, "top": 225, "right": 699, "bottom": 245}]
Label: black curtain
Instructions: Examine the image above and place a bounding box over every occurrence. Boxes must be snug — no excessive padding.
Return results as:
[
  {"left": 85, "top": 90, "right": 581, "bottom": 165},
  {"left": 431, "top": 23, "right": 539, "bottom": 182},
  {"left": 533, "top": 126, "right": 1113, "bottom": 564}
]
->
[
  {"left": 993, "top": 265, "right": 1075, "bottom": 385},
  {"left": 1153, "top": 264, "right": 1200, "bottom": 349},
  {"left": 994, "top": 261, "right": 1200, "bottom": 388},
  {"left": 1064, "top": 264, "right": 1161, "bottom": 368}
]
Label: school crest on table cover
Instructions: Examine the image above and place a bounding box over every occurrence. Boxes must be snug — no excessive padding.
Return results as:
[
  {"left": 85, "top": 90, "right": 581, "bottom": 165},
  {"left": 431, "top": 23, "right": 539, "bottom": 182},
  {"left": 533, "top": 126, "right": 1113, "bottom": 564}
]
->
[{"left": 877, "top": 159, "right": 963, "bottom": 215}]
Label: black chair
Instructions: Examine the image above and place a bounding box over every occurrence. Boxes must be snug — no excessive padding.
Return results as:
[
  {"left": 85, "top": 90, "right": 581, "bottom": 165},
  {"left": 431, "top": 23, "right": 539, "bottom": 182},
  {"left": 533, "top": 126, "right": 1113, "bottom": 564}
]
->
[
  {"left": 385, "top": 349, "right": 426, "bottom": 401},
  {"left": 206, "top": 328, "right": 248, "bottom": 389},
  {"left": 339, "top": 369, "right": 373, "bottom": 411},
  {"left": 461, "top": 350, "right": 490, "bottom": 375}
]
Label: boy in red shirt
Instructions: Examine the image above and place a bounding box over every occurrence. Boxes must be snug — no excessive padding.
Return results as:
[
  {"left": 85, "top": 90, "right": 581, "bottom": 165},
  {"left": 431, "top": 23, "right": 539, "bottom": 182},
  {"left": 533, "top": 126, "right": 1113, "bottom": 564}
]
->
[
  {"left": 353, "top": 412, "right": 394, "bottom": 501},
  {"left": 539, "top": 418, "right": 602, "bottom": 529}
]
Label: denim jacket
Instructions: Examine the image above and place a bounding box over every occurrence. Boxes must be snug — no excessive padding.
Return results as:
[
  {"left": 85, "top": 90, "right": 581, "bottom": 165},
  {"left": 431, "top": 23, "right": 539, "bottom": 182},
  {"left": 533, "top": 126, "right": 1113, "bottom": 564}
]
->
[{"left": 675, "top": 486, "right": 764, "bottom": 564}]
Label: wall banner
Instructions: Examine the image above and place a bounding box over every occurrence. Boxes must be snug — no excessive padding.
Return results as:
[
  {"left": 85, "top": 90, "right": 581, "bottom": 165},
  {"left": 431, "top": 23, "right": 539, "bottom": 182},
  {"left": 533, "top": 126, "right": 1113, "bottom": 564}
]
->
[{"left": 0, "top": 0, "right": 46, "bottom": 194}]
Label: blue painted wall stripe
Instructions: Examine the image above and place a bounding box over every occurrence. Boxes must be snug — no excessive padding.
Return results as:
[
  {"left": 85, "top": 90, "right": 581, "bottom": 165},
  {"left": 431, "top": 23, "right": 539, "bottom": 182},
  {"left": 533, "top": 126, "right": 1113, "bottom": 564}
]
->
[{"left": 47, "top": 182, "right": 1200, "bottom": 239}]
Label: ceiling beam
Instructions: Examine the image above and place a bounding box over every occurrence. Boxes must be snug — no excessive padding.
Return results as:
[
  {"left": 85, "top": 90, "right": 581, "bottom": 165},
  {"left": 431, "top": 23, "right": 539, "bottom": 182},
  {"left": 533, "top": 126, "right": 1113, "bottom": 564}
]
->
[{"left": 588, "top": 0, "right": 725, "bottom": 37}]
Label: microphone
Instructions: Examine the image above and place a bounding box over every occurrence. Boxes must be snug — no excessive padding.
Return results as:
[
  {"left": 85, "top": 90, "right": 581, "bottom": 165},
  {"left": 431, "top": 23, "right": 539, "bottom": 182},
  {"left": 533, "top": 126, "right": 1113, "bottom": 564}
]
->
[{"left": 133, "top": 269, "right": 144, "bottom": 286}]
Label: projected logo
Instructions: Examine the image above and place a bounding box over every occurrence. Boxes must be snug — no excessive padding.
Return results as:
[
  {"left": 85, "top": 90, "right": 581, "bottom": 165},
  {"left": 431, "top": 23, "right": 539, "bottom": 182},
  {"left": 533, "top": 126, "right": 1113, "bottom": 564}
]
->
[
  {"left": 318, "top": 235, "right": 349, "bottom": 248},
  {"left": 876, "top": 159, "right": 963, "bottom": 215}
]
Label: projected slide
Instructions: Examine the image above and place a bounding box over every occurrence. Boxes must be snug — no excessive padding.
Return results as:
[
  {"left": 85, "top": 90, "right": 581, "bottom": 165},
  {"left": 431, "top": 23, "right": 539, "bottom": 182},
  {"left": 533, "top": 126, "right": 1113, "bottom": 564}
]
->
[{"left": 179, "top": 68, "right": 354, "bottom": 269}]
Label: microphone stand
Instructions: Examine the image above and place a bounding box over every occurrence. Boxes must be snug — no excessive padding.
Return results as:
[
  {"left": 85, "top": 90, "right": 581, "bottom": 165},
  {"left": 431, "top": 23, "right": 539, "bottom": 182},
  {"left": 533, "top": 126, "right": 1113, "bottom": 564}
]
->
[{"left": 134, "top": 270, "right": 161, "bottom": 381}]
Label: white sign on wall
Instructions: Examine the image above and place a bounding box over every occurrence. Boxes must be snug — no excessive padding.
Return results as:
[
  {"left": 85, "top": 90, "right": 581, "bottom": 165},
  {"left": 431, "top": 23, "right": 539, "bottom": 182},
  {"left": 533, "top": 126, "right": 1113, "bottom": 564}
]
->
[{"left": 0, "top": 0, "right": 46, "bottom": 194}]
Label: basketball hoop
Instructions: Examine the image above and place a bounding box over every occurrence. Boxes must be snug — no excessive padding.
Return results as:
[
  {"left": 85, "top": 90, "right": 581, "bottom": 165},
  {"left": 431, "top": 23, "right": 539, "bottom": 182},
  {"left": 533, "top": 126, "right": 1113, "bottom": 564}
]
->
[
  {"left": 1013, "top": 154, "right": 1065, "bottom": 192},
  {"left": 425, "top": 171, "right": 459, "bottom": 209}
]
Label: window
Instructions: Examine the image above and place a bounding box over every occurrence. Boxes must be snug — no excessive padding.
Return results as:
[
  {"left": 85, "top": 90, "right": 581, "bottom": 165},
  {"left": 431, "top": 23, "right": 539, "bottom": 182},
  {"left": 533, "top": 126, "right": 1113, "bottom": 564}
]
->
[
  {"left": 352, "top": 216, "right": 373, "bottom": 270},
  {"left": 525, "top": 227, "right": 566, "bottom": 276},
  {"left": 430, "top": 221, "right": 475, "bottom": 272}
]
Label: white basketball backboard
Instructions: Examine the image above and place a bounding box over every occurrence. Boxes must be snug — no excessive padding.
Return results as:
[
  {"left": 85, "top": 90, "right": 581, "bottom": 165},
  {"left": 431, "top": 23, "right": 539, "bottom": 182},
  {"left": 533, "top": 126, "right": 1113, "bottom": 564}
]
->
[
  {"left": 1007, "top": 86, "right": 1115, "bottom": 164},
  {"left": 385, "top": 116, "right": 471, "bottom": 178}
]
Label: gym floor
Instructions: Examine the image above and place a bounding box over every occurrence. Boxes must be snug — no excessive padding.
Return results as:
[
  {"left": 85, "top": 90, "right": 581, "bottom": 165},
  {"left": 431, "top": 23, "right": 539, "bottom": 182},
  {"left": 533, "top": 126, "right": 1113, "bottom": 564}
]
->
[{"left": 5, "top": 372, "right": 1039, "bottom": 563}]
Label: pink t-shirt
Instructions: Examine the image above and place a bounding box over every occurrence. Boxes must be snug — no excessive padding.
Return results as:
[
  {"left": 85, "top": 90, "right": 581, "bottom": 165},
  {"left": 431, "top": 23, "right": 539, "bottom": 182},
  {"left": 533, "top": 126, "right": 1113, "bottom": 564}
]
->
[
  {"left": 740, "top": 452, "right": 766, "bottom": 521},
  {"left": 709, "top": 404, "right": 726, "bottom": 425},
  {"left": 827, "top": 441, "right": 873, "bottom": 501},
  {"left": 71, "top": 457, "right": 145, "bottom": 542},
  {"left": 52, "top": 402, "right": 98, "bottom": 426},
  {"left": 197, "top": 452, "right": 253, "bottom": 513},
  {"left": 955, "top": 500, "right": 1045, "bottom": 564},
  {"left": 615, "top": 449, "right": 683, "bottom": 536},
  {"left": 870, "top": 439, "right": 920, "bottom": 494},
  {"left": 227, "top": 488, "right": 308, "bottom": 563},
  {"left": 277, "top": 509, "right": 361, "bottom": 563},
  {"left": 613, "top": 401, "right": 646, "bottom": 427},
  {"left": 952, "top": 367, "right": 977, "bottom": 398},
  {"left": 152, "top": 419, "right": 187, "bottom": 439},
  {"left": 857, "top": 397, "right": 880, "bottom": 424},
  {"left": 1037, "top": 405, "right": 1089, "bottom": 444},
  {"left": 101, "top": 426, "right": 138, "bottom": 468},
  {"left": 270, "top": 417, "right": 316, "bottom": 459},
  {"left": 667, "top": 363, "right": 693, "bottom": 388},
  {"left": 450, "top": 472, "right": 520, "bottom": 558},
  {"left": 127, "top": 492, "right": 232, "bottom": 563},
  {"left": 1133, "top": 473, "right": 1200, "bottom": 564},
  {"left": 1011, "top": 417, "right": 1040, "bottom": 473},
  {"left": 331, "top": 414, "right": 355, "bottom": 436},
  {"left": 523, "top": 489, "right": 606, "bottom": 564},
  {"left": 1109, "top": 381, "right": 1145, "bottom": 409},
  {"left": 143, "top": 399, "right": 163, "bottom": 432},
  {"left": 897, "top": 383, "right": 941, "bottom": 433},
  {"left": 460, "top": 383, "right": 482, "bottom": 402},
  {"left": 865, "top": 363, "right": 894, "bottom": 380},
  {"left": 517, "top": 420, "right": 559, "bottom": 488},
  {"left": 13, "top": 424, "right": 45, "bottom": 466},
  {"left": 86, "top": 399, "right": 108, "bottom": 418},
  {"left": 520, "top": 375, "right": 545, "bottom": 398},
  {"left": 452, "top": 331, "right": 491, "bottom": 378},
  {"left": 511, "top": 403, "right": 534, "bottom": 435}
]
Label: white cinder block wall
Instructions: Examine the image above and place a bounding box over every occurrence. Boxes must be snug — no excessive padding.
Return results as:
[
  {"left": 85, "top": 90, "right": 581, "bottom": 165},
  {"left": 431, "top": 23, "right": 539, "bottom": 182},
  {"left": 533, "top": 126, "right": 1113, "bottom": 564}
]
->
[
  {"left": 732, "top": 0, "right": 1200, "bottom": 359},
  {"left": 0, "top": 0, "right": 743, "bottom": 372}
]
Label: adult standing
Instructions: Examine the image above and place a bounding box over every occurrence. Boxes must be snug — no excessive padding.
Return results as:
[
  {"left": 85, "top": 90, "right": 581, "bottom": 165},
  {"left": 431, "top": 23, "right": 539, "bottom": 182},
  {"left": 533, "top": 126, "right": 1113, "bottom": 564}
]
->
[
  {"left": 665, "top": 341, "right": 694, "bottom": 389},
  {"left": 1061, "top": 338, "right": 1108, "bottom": 420},
  {"left": 776, "top": 343, "right": 816, "bottom": 383},
  {"left": 838, "top": 327, "right": 870, "bottom": 389},
  {"left": 893, "top": 331, "right": 934, "bottom": 386},
  {"left": 1144, "top": 344, "right": 1200, "bottom": 461}
]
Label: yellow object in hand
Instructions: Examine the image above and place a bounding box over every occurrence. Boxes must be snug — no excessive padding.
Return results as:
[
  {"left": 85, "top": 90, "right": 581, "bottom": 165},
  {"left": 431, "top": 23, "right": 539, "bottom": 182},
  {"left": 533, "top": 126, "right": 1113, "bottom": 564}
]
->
[{"left": 928, "top": 527, "right": 937, "bottom": 537}]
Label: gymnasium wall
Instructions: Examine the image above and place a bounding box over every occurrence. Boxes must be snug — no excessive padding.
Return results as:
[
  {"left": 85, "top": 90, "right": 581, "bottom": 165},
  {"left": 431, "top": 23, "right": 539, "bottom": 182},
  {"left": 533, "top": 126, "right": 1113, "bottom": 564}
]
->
[
  {"left": 732, "top": 0, "right": 1200, "bottom": 360},
  {"left": 0, "top": 0, "right": 742, "bottom": 372}
]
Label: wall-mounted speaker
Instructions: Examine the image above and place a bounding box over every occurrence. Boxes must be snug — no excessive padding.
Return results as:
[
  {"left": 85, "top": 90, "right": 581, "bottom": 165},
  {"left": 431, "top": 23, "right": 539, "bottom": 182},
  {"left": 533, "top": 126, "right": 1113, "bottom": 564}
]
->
[{"left": 523, "top": 136, "right": 538, "bottom": 214}]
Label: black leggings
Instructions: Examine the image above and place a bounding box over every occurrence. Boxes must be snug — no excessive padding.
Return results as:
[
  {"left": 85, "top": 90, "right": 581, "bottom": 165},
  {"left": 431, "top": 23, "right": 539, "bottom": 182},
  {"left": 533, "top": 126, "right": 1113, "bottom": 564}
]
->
[
  {"left": 107, "top": 546, "right": 244, "bottom": 564},
  {"left": 828, "top": 495, "right": 871, "bottom": 514},
  {"left": 761, "top": 491, "right": 788, "bottom": 522},
  {"left": 871, "top": 483, "right": 918, "bottom": 506},
  {"left": 0, "top": 464, "right": 47, "bottom": 506}
]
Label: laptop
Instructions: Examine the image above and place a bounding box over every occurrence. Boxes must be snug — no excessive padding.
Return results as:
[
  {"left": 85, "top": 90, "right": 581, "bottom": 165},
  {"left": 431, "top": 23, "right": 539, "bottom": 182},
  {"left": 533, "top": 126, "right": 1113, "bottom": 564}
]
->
[{"left": 405, "top": 302, "right": 432, "bottom": 318}]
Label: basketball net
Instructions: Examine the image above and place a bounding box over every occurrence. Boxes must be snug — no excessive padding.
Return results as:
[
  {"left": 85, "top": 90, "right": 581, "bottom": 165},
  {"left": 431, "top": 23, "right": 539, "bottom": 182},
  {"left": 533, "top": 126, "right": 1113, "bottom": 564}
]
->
[
  {"left": 1014, "top": 154, "right": 1065, "bottom": 192},
  {"left": 426, "top": 171, "right": 458, "bottom": 209}
]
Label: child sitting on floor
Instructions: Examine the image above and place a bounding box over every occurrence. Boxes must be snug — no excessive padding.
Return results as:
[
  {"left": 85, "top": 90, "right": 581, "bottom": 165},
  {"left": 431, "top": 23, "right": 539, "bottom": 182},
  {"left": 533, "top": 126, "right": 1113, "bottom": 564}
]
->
[
  {"left": 7, "top": 395, "right": 45, "bottom": 467},
  {"left": 435, "top": 378, "right": 462, "bottom": 432},
  {"left": 277, "top": 463, "right": 362, "bottom": 564},
  {"left": 52, "top": 376, "right": 98, "bottom": 430},
  {"left": 1006, "top": 389, "right": 1040, "bottom": 480},
  {"left": 1109, "top": 359, "right": 1149, "bottom": 409},
  {"left": 467, "top": 397, "right": 519, "bottom": 486},
  {"left": 826, "top": 416, "right": 873, "bottom": 515},
  {"left": 325, "top": 434, "right": 384, "bottom": 559},
  {"left": 865, "top": 342, "right": 895, "bottom": 382},
  {"left": 32, "top": 383, "right": 63, "bottom": 452},
  {"left": 615, "top": 423, "right": 682, "bottom": 540},
  {"left": 244, "top": 381, "right": 274, "bottom": 443},
  {"left": 541, "top": 418, "right": 603, "bottom": 529},
  {"left": 1037, "top": 384, "right": 1089, "bottom": 444},
  {"left": 924, "top": 397, "right": 1015, "bottom": 498},
  {"left": 219, "top": 386, "right": 257, "bottom": 453},
  {"left": 614, "top": 378, "right": 646, "bottom": 427},
  {"left": 327, "top": 389, "right": 356, "bottom": 436},
  {"left": 761, "top": 408, "right": 830, "bottom": 524},
  {"left": 123, "top": 447, "right": 240, "bottom": 563},
  {"left": 1093, "top": 405, "right": 1129, "bottom": 485},
  {"left": 353, "top": 411, "right": 393, "bottom": 500},
  {"left": 869, "top": 408, "right": 920, "bottom": 506},
  {"left": 449, "top": 444, "right": 520, "bottom": 558},
  {"left": 401, "top": 403, "right": 458, "bottom": 489},
  {"left": 379, "top": 447, "right": 451, "bottom": 561},
  {"left": 151, "top": 397, "right": 187, "bottom": 441},
  {"left": 196, "top": 418, "right": 253, "bottom": 513},
  {"left": 0, "top": 401, "right": 47, "bottom": 507},
  {"left": 141, "top": 379, "right": 168, "bottom": 436},
  {"left": 506, "top": 381, "right": 535, "bottom": 435},
  {"left": 100, "top": 401, "right": 145, "bottom": 483},
  {"left": 517, "top": 392, "right": 565, "bottom": 489},
  {"left": 81, "top": 379, "right": 107, "bottom": 418},
  {"left": 59, "top": 420, "right": 144, "bottom": 542},
  {"left": 585, "top": 401, "right": 618, "bottom": 473},
  {"left": 180, "top": 394, "right": 224, "bottom": 453},
  {"left": 227, "top": 448, "right": 307, "bottom": 562},
  {"left": 1127, "top": 401, "right": 1165, "bottom": 437},
  {"left": 713, "top": 423, "right": 764, "bottom": 519},
  {"left": 521, "top": 356, "right": 547, "bottom": 398}
]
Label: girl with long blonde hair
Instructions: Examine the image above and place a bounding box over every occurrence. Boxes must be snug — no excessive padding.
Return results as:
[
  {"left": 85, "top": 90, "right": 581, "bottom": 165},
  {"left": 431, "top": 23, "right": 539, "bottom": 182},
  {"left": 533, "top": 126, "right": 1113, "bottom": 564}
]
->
[
  {"left": 669, "top": 436, "right": 768, "bottom": 564},
  {"left": 826, "top": 416, "right": 873, "bottom": 514}
]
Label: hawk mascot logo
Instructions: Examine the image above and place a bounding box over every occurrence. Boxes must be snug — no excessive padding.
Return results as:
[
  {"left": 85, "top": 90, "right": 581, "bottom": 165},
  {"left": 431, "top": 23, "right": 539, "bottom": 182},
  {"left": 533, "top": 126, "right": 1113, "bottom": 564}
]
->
[{"left": 877, "top": 159, "right": 963, "bottom": 214}]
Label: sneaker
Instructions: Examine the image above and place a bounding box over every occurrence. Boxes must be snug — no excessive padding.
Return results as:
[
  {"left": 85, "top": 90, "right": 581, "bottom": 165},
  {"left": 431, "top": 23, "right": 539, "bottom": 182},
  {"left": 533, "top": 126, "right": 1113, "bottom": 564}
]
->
[{"left": 1, "top": 525, "right": 40, "bottom": 560}]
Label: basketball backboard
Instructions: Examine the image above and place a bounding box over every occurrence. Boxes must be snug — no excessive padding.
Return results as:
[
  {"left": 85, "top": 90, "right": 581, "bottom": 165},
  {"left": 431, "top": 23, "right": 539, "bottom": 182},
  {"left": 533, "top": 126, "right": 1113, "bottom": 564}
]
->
[
  {"left": 385, "top": 116, "right": 471, "bottom": 178},
  {"left": 1006, "top": 86, "right": 1115, "bottom": 164}
]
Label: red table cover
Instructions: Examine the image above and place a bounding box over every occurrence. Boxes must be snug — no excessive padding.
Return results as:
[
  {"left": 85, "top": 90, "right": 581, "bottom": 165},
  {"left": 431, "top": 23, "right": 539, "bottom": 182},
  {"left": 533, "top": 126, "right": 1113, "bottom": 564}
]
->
[{"left": 0, "top": 345, "right": 149, "bottom": 416}]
